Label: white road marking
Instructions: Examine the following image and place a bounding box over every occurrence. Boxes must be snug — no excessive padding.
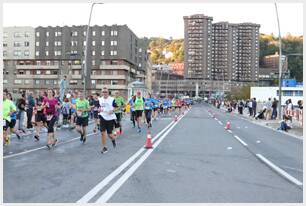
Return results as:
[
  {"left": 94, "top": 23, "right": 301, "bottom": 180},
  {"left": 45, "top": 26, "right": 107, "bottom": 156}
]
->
[
  {"left": 4, "top": 132, "right": 95, "bottom": 159},
  {"left": 218, "top": 121, "right": 223, "bottom": 125},
  {"left": 256, "top": 140, "right": 261, "bottom": 144},
  {"left": 227, "top": 130, "right": 233, "bottom": 133},
  {"left": 256, "top": 154, "right": 303, "bottom": 186},
  {"left": 280, "top": 166, "right": 303, "bottom": 173},
  {"left": 237, "top": 126, "right": 240, "bottom": 129},
  {"left": 234, "top": 135, "right": 248, "bottom": 147},
  {"left": 95, "top": 112, "right": 185, "bottom": 203},
  {"left": 214, "top": 118, "right": 218, "bottom": 121},
  {"left": 227, "top": 147, "right": 232, "bottom": 150},
  {"left": 244, "top": 126, "right": 248, "bottom": 129},
  {"left": 77, "top": 112, "right": 187, "bottom": 203}
]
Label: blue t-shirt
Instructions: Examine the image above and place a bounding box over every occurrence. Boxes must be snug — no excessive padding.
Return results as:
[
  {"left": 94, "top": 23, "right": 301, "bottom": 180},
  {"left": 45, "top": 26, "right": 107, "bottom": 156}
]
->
[
  {"left": 129, "top": 98, "right": 135, "bottom": 112},
  {"left": 10, "top": 111, "right": 17, "bottom": 120},
  {"left": 144, "top": 98, "right": 154, "bottom": 110},
  {"left": 152, "top": 98, "right": 159, "bottom": 108},
  {"left": 71, "top": 98, "right": 77, "bottom": 113},
  {"left": 162, "top": 100, "right": 169, "bottom": 107}
]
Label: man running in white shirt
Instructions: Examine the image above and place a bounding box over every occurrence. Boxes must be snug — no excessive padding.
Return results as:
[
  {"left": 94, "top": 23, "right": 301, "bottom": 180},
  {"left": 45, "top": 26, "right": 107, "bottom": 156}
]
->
[{"left": 98, "top": 87, "right": 118, "bottom": 154}]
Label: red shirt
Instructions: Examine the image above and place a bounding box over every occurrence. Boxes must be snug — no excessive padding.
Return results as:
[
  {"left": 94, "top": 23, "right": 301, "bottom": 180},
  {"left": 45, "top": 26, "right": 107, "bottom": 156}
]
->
[{"left": 43, "top": 98, "right": 58, "bottom": 115}]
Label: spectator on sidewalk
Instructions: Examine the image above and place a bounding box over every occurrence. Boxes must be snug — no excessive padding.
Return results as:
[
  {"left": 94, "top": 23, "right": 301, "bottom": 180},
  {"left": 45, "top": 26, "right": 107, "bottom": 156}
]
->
[
  {"left": 238, "top": 100, "right": 244, "bottom": 115},
  {"left": 287, "top": 99, "right": 294, "bottom": 122},
  {"left": 278, "top": 114, "right": 292, "bottom": 132},
  {"left": 247, "top": 99, "right": 253, "bottom": 116},
  {"left": 298, "top": 100, "right": 303, "bottom": 110},
  {"left": 252, "top": 98, "right": 257, "bottom": 118},
  {"left": 271, "top": 98, "right": 278, "bottom": 120},
  {"left": 265, "top": 98, "right": 272, "bottom": 120}
]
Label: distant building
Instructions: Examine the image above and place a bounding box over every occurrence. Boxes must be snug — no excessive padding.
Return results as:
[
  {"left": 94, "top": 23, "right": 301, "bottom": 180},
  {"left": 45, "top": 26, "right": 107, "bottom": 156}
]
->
[
  {"left": 169, "top": 63, "right": 184, "bottom": 75},
  {"left": 262, "top": 52, "right": 288, "bottom": 71},
  {"left": 3, "top": 27, "right": 35, "bottom": 59}
]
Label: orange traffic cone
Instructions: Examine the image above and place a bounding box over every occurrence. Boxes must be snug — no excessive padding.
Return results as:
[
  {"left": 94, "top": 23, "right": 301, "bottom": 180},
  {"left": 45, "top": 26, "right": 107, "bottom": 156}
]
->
[
  {"left": 225, "top": 121, "right": 231, "bottom": 130},
  {"left": 144, "top": 131, "right": 153, "bottom": 149}
]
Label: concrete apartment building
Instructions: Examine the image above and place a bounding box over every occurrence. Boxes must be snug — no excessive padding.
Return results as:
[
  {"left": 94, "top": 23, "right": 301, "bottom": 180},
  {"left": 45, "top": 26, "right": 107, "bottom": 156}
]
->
[
  {"left": 183, "top": 14, "right": 213, "bottom": 79},
  {"left": 3, "top": 25, "right": 149, "bottom": 98},
  {"left": 183, "top": 14, "right": 260, "bottom": 83}
]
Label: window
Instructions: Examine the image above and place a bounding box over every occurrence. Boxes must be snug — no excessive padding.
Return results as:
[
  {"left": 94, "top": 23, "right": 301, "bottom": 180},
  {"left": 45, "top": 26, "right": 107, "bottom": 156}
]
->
[
  {"left": 71, "top": 50, "right": 78, "bottom": 54},
  {"left": 111, "top": 40, "right": 117, "bottom": 46},
  {"left": 111, "top": 30, "right": 118, "bottom": 36},
  {"left": 14, "top": 80, "right": 22, "bottom": 84},
  {"left": 13, "top": 50, "right": 22, "bottom": 57},
  {"left": 35, "top": 80, "right": 40, "bottom": 85},
  {"left": 71, "top": 31, "right": 78, "bottom": 36},
  {"left": 46, "top": 80, "right": 50, "bottom": 85},
  {"left": 101, "top": 31, "right": 105, "bottom": 36},
  {"left": 139, "top": 48, "right": 142, "bottom": 52},
  {"left": 4, "top": 32, "right": 8, "bottom": 38},
  {"left": 83, "top": 31, "right": 87, "bottom": 36},
  {"left": 71, "top": 41, "right": 78, "bottom": 46},
  {"left": 3, "top": 79, "right": 8, "bottom": 84},
  {"left": 92, "top": 60, "right": 96, "bottom": 66},
  {"left": 110, "top": 50, "right": 117, "bottom": 56},
  {"left": 45, "top": 51, "right": 49, "bottom": 56},
  {"left": 46, "top": 70, "right": 51, "bottom": 75},
  {"left": 46, "top": 41, "right": 49, "bottom": 46},
  {"left": 14, "top": 32, "right": 22, "bottom": 38},
  {"left": 54, "top": 80, "right": 58, "bottom": 85},
  {"left": 111, "top": 80, "right": 118, "bottom": 85},
  {"left": 92, "top": 31, "right": 96, "bottom": 36},
  {"left": 55, "top": 41, "right": 62, "bottom": 46},
  {"left": 25, "top": 32, "right": 30, "bottom": 37},
  {"left": 55, "top": 31, "right": 62, "bottom": 37},
  {"left": 36, "top": 70, "right": 41, "bottom": 75},
  {"left": 295, "top": 91, "right": 303, "bottom": 96},
  {"left": 24, "top": 41, "right": 30, "bottom": 47},
  {"left": 83, "top": 41, "right": 87, "bottom": 46},
  {"left": 92, "top": 41, "right": 96, "bottom": 46},
  {"left": 36, "top": 32, "right": 40, "bottom": 37},
  {"left": 92, "top": 51, "right": 95, "bottom": 56},
  {"left": 91, "top": 80, "right": 96, "bottom": 85},
  {"left": 35, "top": 51, "right": 39, "bottom": 56},
  {"left": 3, "top": 42, "right": 7, "bottom": 47},
  {"left": 101, "top": 41, "right": 105, "bottom": 46},
  {"left": 101, "top": 51, "right": 104, "bottom": 56},
  {"left": 14, "top": 42, "right": 21, "bottom": 47},
  {"left": 3, "top": 51, "right": 7, "bottom": 57},
  {"left": 24, "top": 50, "right": 30, "bottom": 56},
  {"left": 55, "top": 51, "right": 62, "bottom": 56},
  {"left": 36, "top": 42, "right": 40, "bottom": 46},
  {"left": 25, "top": 80, "right": 30, "bottom": 84},
  {"left": 46, "top": 31, "right": 49, "bottom": 37}
]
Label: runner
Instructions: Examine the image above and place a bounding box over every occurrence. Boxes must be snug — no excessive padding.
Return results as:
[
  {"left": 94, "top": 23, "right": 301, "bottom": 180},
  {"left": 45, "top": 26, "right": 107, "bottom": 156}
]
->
[
  {"left": 171, "top": 98, "right": 176, "bottom": 114},
  {"left": 152, "top": 96, "right": 160, "bottom": 121},
  {"left": 69, "top": 92, "right": 77, "bottom": 129},
  {"left": 7, "top": 93, "right": 21, "bottom": 140},
  {"left": 129, "top": 95, "right": 136, "bottom": 128},
  {"left": 134, "top": 91, "right": 145, "bottom": 133},
  {"left": 144, "top": 93, "right": 154, "bottom": 128},
  {"left": 42, "top": 89, "right": 60, "bottom": 149},
  {"left": 62, "top": 97, "right": 71, "bottom": 127},
  {"left": 75, "top": 91, "right": 90, "bottom": 143},
  {"left": 114, "top": 91, "right": 126, "bottom": 136},
  {"left": 175, "top": 98, "right": 182, "bottom": 115},
  {"left": 91, "top": 93, "right": 101, "bottom": 133},
  {"left": 34, "top": 93, "right": 46, "bottom": 141},
  {"left": 98, "top": 87, "right": 117, "bottom": 154},
  {"left": 3, "top": 90, "right": 17, "bottom": 146}
]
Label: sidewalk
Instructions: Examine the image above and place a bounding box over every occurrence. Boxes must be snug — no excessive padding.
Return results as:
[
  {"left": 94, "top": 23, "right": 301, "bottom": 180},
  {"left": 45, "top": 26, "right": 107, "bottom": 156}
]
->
[{"left": 220, "top": 106, "right": 303, "bottom": 139}]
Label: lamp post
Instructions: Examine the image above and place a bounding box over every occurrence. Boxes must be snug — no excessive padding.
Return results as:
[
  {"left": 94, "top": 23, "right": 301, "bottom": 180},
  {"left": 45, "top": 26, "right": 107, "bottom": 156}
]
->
[
  {"left": 274, "top": 1, "right": 282, "bottom": 120},
  {"left": 84, "top": 2, "right": 103, "bottom": 97}
]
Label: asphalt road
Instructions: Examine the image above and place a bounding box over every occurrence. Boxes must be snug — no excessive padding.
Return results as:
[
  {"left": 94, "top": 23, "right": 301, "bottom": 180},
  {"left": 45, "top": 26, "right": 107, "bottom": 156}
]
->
[{"left": 3, "top": 104, "right": 303, "bottom": 203}]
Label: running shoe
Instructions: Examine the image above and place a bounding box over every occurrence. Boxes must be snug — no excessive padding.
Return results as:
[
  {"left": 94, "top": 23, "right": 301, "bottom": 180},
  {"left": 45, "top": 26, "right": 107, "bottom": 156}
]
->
[
  {"left": 46, "top": 144, "right": 51, "bottom": 150},
  {"left": 82, "top": 136, "right": 86, "bottom": 143},
  {"left": 112, "top": 139, "right": 116, "bottom": 148},
  {"left": 101, "top": 147, "right": 108, "bottom": 154},
  {"left": 34, "top": 135, "right": 40, "bottom": 141},
  {"left": 137, "top": 128, "right": 141, "bottom": 133},
  {"left": 52, "top": 139, "right": 58, "bottom": 147},
  {"left": 16, "top": 133, "right": 21, "bottom": 140},
  {"left": 80, "top": 133, "right": 84, "bottom": 142}
]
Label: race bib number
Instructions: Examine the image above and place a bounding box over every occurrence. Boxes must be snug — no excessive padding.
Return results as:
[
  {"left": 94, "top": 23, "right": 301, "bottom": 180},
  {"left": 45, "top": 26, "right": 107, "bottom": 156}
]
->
[
  {"left": 46, "top": 115, "right": 53, "bottom": 121},
  {"left": 145, "top": 106, "right": 150, "bottom": 110},
  {"left": 3, "top": 119, "right": 6, "bottom": 127}
]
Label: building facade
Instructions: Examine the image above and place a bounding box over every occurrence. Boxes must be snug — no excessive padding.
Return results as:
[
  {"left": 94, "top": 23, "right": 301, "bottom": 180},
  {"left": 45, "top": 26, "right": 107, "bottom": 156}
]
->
[
  {"left": 3, "top": 27, "right": 35, "bottom": 59},
  {"left": 3, "top": 25, "right": 149, "bottom": 98}
]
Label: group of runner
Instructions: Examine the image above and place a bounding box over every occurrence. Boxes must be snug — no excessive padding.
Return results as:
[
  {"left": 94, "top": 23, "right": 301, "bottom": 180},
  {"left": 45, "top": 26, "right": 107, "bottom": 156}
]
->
[{"left": 3, "top": 88, "right": 191, "bottom": 154}]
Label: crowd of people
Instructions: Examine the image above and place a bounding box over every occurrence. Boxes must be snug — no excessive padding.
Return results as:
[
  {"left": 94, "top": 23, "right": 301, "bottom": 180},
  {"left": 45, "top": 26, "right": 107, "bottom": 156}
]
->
[{"left": 3, "top": 88, "right": 192, "bottom": 154}]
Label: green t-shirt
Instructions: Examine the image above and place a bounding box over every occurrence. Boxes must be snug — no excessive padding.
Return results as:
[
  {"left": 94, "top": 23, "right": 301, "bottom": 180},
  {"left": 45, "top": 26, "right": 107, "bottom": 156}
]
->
[
  {"left": 134, "top": 97, "right": 144, "bottom": 111},
  {"left": 75, "top": 99, "right": 90, "bottom": 117},
  {"left": 114, "top": 96, "right": 125, "bottom": 113},
  {"left": 3, "top": 99, "right": 16, "bottom": 122}
]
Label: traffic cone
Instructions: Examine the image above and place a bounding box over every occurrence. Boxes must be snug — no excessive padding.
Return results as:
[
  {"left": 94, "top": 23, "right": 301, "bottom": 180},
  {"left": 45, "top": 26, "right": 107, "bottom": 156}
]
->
[
  {"left": 144, "top": 131, "right": 153, "bottom": 149},
  {"left": 225, "top": 121, "right": 231, "bottom": 130}
]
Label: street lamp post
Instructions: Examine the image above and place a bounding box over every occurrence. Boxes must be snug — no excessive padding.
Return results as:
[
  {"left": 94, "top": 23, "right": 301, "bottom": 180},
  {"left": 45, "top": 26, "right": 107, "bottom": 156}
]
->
[
  {"left": 84, "top": 2, "right": 103, "bottom": 97},
  {"left": 274, "top": 1, "right": 282, "bottom": 120}
]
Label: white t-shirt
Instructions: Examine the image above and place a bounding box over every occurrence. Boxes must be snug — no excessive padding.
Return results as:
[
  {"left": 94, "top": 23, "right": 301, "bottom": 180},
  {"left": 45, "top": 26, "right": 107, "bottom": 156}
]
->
[{"left": 98, "top": 96, "right": 117, "bottom": 120}]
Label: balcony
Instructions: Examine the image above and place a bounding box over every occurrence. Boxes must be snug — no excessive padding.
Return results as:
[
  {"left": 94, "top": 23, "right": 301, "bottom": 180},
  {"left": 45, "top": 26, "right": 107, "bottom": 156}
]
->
[
  {"left": 91, "top": 75, "right": 127, "bottom": 80},
  {"left": 99, "top": 64, "right": 130, "bottom": 70},
  {"left": 16, "top": 74, "right": 58, "bottom": 79},
  {"left": 71, "top": 74, "right": 82, "bottom": 79},
  {"left": 95, "top": 84, "right": 127, "bottom": 90},
  {"left": 71, "top": 65, "right": 82, "bottom": 69},
  {"left": 16, "top": 65, "right": 59, "bottom": 70}
]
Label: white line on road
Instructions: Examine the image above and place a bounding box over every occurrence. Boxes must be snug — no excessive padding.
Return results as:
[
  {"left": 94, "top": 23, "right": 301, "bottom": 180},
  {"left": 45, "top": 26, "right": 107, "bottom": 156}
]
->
[
  {"left": 227, "top": 130, "right": 233, "bottom": 133},
  {"left": 234, "top": 135, "right": 248, "bottom": 147},
  {"left": 214, "top": 118, "right": 218, "bottom": 121},
  {"left": 95, "top": 112, "right": 185, "bottom": 203},
  {"left": 77, "top": 112, "right": 187, "bottom": 203},
  {"left": 3, "top": 132, "right": 95, "bottom": 159},
  {"left": 218, "top": 121, "right": 223, "bottom": 125},
  {"left": 256, "top": 154, "right": 303, "bottom": 186}
]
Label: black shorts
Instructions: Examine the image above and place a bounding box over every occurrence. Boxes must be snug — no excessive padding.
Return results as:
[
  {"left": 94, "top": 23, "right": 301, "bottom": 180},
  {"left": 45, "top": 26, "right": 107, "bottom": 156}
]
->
[
  {"left": 99, "top": 116, "right": 115, "bottom": 134},
  {"left": 9, "top": 119, "right": 16, "bottom": 129},
  {"left": 135, "top": 110, "right": 143, "bottom": 118},
  {"left": 76, "top": 116, "right": 89, "bottom": 127},
  {"left": 35, "top": 112, "right": 46, "bottom": 123},
  {"left": 93, "top": 111, "right": 99, "bottom": 119},
  {"left": 115, "top": 113, "right": 122, "bottom": 122},
  {"left": 3, "top": 120, "right": 10, "bottom": 131}
]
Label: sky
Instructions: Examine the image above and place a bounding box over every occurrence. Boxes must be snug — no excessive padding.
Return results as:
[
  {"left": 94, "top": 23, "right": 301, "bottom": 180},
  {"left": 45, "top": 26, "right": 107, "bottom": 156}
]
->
[{"left": 3, "top": 2, "right": 303, "bottom": 39}]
